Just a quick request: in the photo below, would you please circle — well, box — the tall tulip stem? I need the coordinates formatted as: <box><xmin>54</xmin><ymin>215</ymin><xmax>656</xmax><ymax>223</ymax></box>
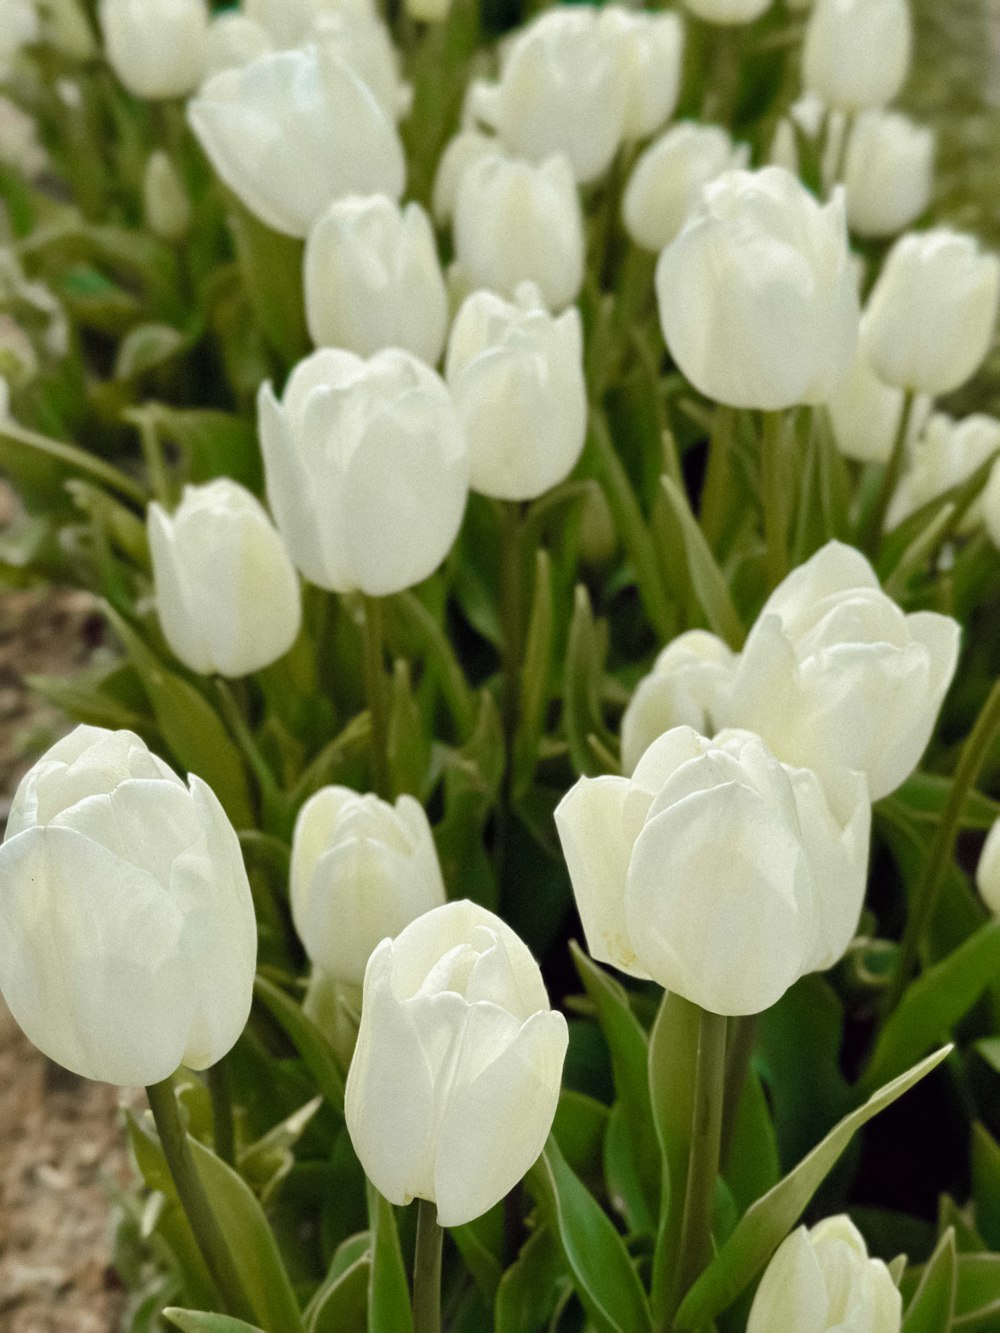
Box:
<box><xmin>146</xmin><ymin>1075</ymin><xmax>257</xmax><ymax>1325</ymax></box>
<box><xmin>761</xmin><ymin>410</ymin><xmax>790</xmax><ymax>589</ymax></box>
<box><xmin>362</xmin><ymin>594</ymin><xmax>392</xmax><ymax>799</ymax></box>
<box><xmin>413</xmin><ymin>1198</ymin><xmax>443</xmax><ymax>1333</ymax></box>
<box><xmin>207</xmin><ymin>1058</ymin><xmax>235</xmax><ymax>1167</ymax></box>
<box><xmin>859</xmin><ymin>389</ymin><xmax>915</xmax><ymax>556</ymax></box>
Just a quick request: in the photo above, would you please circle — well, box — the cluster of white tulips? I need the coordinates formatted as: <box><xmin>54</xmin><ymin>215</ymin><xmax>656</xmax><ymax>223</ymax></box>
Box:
<box><xmin>1</xmin><ymin>0</ymin><xmax>999</xmax><ymax>1330</ymax></box>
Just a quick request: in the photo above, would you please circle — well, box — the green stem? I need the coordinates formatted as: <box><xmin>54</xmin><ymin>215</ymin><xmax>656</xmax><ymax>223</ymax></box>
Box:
<box><xmin>720</xmin><ymin>1013</ymin><xmax>758</xmax><ymax>1167</ymax></box>
<box><xmin>883</xmin><ymin>674</ymin><xmax>1000</xmax><ymax>1015</ymax></box>
<box><xmin>499</xmin><ymin>500</ymin><xmax>525</xmax><ymax>751</ymax></box>
<box><xmin>207</xmin><ymin>1059</ymin><xmax>235</xmax><ymax>1168</ymax></box>
<box><xmin>701</xmin><ymin>406</ymin><xmax>736</xmax><ymax>550</ymax></box>
<box><xmin>761</xmin><ymin>410</ymin><xmax>789</xmax><ymax>589</ymax></box>
<box><xmin>214</xmin><ymin>679</ymin><xmax>287</xmax><ymax>835</ymax></box>
<box><xmin>145</xmin><ymin>1076</ymin><xmax>257</xmax><ymax>1324</ymax></box>
<box><xmin>858</xmin><ymin>390</ymin><xmax>915</xmax><ymax>557</ymax></box>
<box><xmin>412</xmin><ymin>1198</ymin><xmax>443</xmax><ymax>1333</ymax></box>
<box><xmin>362</xmin><ymin>595</ymin><xmax>391</xmax><ymax>799</ymax></box>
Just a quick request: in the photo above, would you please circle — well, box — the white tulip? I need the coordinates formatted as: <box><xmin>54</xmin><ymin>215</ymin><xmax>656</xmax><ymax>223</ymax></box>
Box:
<box><xmin>143</xmin><ymin>150</ymin><xmax>192</xmax><ymax>241</ymax></box>
<box><xmin>0</xmin><ymin>726</ymin><xmax>257</xmax><ymax>1086</ymax></box>
<box><xmin>826</xmin><ymin>342</ymin><xmax>930</xmax><ymax>465</ymax></box>
<box><xmin>887</xmin><ymin>413</ymin><xmax>1000</xmax><ymax>532</ymax></box>
<box><xmin>431</xmin><ymin>128</ymin><xmax>497</xmax><ymax>225</ymax></box>
<box><xmin>842</xmin><ymin>111</ymin><xmax>934</xmax><ymax>238</ymax></box>
<box><xmin>453</xmin><ymin>151</ymin><xmax>585</xmax><ymax>312</ymax></box>
<box><xmin>258</xmin><ymin>347</ymin><xmax>469</xmax><ymax>596</ymax></box>
<box><xmin>556</xmin><ymin>726</ymin><xmax>871</xmax><ymax>1016</ymax></box>
<box><xmin>345</xmin><ymin>900</ymin><xmax>568</xmax><ymax>1225</ymax></box>
<box><xmin>861</xmin><ymin>229</ymin><xmax>1000</xmax><ymax>397</ymax></box>
<box><xmin>683</xmin><ymin>0</ymin><xmax>774</xmax><ymax>23</ymax></box>
<box><xmin>727</xmin><ymin>541</ymin><xmax>961</xmax><ymax>800</ymax></box>
<box><xmin>148</xmin><ymin>478</ymin><xmax>302</xmax><ymax>678</ymax></box>
<box><xmin>100</xmin><ymin>0</ymin><xmax>208</xmax><ymax>100</ymax></box>
<box><xmin>608</xmin><ymin>9</ymin><xmax>685</xmax><ymax>142</ymax></box>
<box><xmin>188</xmin><ymin>45</ymin><xmax>405</xmax><ymax>238</ymax></box>
<box><xmin>445</xmin><ymin>282</ymin><xmax>586</xmax><ymax>500</ymax></box>
<box><xmin>748</xmin><ymin>1217</ymin><xmax>902</xmax><ymax>1333</ymax></box>
<box><xmin>245</xmin><ymin>0</ymin><xmax>376</xmax><ymax>47</ymax></box>
<box><xmin>312</xmin><ymin>11</ymin><xmax>409</xmax><ymax>123</ymax></box>
<box><xmin>202</xmin><ymin>13</ymin><xmax>272</xmax><ymax>79</ymax></box>
<box><xmin>656</xmin><ymin>166</ymin><xmax>859</xmax><ymax>409</ymax></box>
<box><xmin>803</xmin><ymin>0</ymin><xmax>912</xmax><ymax>111</ymax></box>
<box><xmin>304</xmin><ymin>195</ymin><xmax>448</xmax><ymax>364</ymax></box>
<box><xmin>623</xmin><ymin>122</ymin><xmax>750</xmax><ymax>253</ymax></box>
<box><xmin>976</xmin><ymin>819</ymin><xmax>1000</xmax><ymax>916</ymax></box>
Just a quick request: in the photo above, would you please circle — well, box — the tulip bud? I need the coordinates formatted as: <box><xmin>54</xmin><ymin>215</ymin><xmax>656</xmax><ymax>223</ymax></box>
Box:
<box><xmin>0</xmin><ymin>725</ymin><xmax>257</xmax><ymax>1085</ymax></box>
<box><xmin>345</xmin><ymin>900</ymin><xmax>568</xmax><ymax>1225</ymax></box>
<box><xmin>682</xmin><ymin>0</ymin><xmax>774</xmax><ymax>22</ymax></box>
<box><xmin>99</xmin><ymin>0</ymin><xmax>208</xmax><ymax>101</ymax></box>
<box><xmin>861</xmin><ymin>229</ymin><xmax>1000</xmax><ymax>397</ymax></box>
<box><xmin>803</xmin><ymin>0</ymin><xmax>912</xmax><ymax>111</ymax></box>
<box><xmin>886</xmin><ymin>413</ymin><xmax>1000</xmax><ymax>533</ymax></box>
<box><xmin>556</xmin><ymin>726</ymin><xmax>871</xmax><ymax>1015</ymax></box>
<box><xmin>606</xmin><ymin>9</ymin><xmax>685</xmax><ymax>142</ymax></box>
<box><xmin>623</xmin><ymin>122</ymin><xmax>750</xmax><ymax>254</ymax></box>
<box><xmin>304</xmin><ymin>195</ymin><xmax>448</xmax><ymax>365</ymax></box>
<box><xmin>431</xmin><ymin>128</ymin><xmax>497</xmax><ymax>225</ymax></box>
<box><xmin>656</xmin><ymin>167</ymin><xmax>859</xmax><ymax>410</ymax></box>
<box><xmin>727</xmin><ymin>541</ymin><xmax>961</xmax><ymax>800</ymax></box>
<box><xmin>188</xmin><ymin>46</ymin><xmax>406</xmax><ymax>238</ymax></box>
<box><xmin>143</xmin><ymin>150</ymin><xmax>192</xmax><ymax>241</ymax></box>
<box><xmin>748</xmin><ymin>1217</ymin><xmax>902</xmax><ymax>1332</ymax></box>
<box><xmin>203</xmin><ymin>13</ymin><xmax>273</xmax><ymax>78</ymax></box>
<box><xmin>291</xmin><ymin>786</ymin><xmax>446</xmax><ymax>986</ymax></box>
<box><xmin>620</xmin><ymin>631</ymin><xmax>736</xmax><ymax>775</ymax></box>
<box><xmin>258</xmin><ymin>347</ymin><xmax>469</xmax><ymax>596</ymax></box>
<box><xmin>826</xmin><ymin>342</ymin><xmax>930</xmax><ymax>465</ymax></box>
<box><xmin>976</xmin><ymin>819</ymin><xmax>1000</xmax><ymax>915</ymax></box>
<box><xmin>445</xmin><ymin>282</ymin><xmax>586</xmax><ymax>500</ymax></box>
<box><xmin>842</xmin><ymin>111</ymin><xmax>934</xmax><ymax>238</ymax></box>
<box><xmin>148</xmin><ymin>478</ymin><xmax>302</xmax><ymax>678</ymax></box>
<box><xmin>453</xmin><ymin>151</ymin><xmax>585</xmax><ymax>312</ymax></box>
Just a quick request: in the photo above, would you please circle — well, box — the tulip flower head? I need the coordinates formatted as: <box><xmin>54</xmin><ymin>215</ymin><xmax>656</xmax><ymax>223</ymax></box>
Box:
<box><xmin>803</xmin><ymin>0</ymin><xmax>912</xmax><ymax>112</ymax></box>
<box><xmin>100</xmin><ymin>0</ymin><xmax>208</xmax><ymax>100</ymax></box>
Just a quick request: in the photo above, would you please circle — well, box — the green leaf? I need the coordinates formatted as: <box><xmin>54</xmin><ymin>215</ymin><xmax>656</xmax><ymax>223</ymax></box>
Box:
<box><xmin>114</xmin><ymin>322</ymin><xmax>188</xmax><ymax>381</ymax></box>
<box><xmin>675</xmin><ymin>1047</ymin><xmax>951</xmax><ymax>1330</ymax></box>
<box><xmin>0</xmin><ymin>416</ymin><xmax>147</xmax><ymax>507</ymax></box>
<box><xmin>723</xmin><ymin>1067</ymin><xmax>781</xmax><ymax>1216</ymax></box>
<box><xmin>239</xmin><ymin>1097</ymin><xmax>323</xmax><ymax>1204</ymax></box>
<box><xmin>129</xmin><ymin>404</ymin><xmax>263</xmax><ymax>493</ymax></box>
<box><xmin>495</xmin><ymin>1227</ymin><xmax>567</xmax><ymax>1333</ymax></box>
<box><xmin>660</xmin><ymin>475</ymin><xmax>745</xmax><ymax>649</ymax></box>
<box><xmin>552</xmin><ymin>1089</ymin><xmax>609</xmax><ymax>1182</ymax></box>
<box><xmin>228</xmin><ymin>202</ymin><xmax>310</xmax><ymax>367</ymax></box>
<box><xmin>387</xmin><ymin>658</ymin><xmax>431</xmax><ymax>798</ymax></box>
<box><xmin>513</xmin><ymin>548</ymin><xmax>554</xmax><ymax>797</ymax></box>
<box><xmin>366</xmin><ymin>1185</ymin><xmax>413</xmax><ymax>1333</ymax></box>
<box><xmin>563</xmin><ymin>585</ymin><xmax>617</xmax><ymax>777</ymax></box>
<box><xmin>972</xmin><ymin>1124</ymin><xmax>1000</xmax><ymax>1251</ymax></box>
<box><xmin>890</xmin><ymin>774</ymin><xmax>1000</xmax><ymax>833</ymax></box>
<box><xmin>451</xmin><ymin>1207</ymin><xmax>505</xmax><ymax>1302</ymax></box>
<box><xmin>164</xmin><ymin>1313</ymin><xmax>265</xmax><ymax>1333</ymax></box>
<box><xmin>253</xmin><ymin>975</ymin><xmax>346</xmax><ymax>1114</ymax></box>
<box><xmin>903</xmin><ymin>1229</ymin><xmax>957</xmax><ymax>1333</ymax></box>
<box><xmin>526</xmin><ymin>1136</ymin><xmax>652</xmax><ymax>1333</ymax></box>
<box><xmin>308</xmin><ymin>1255</ymin><xmax>370</xmax><ymax>1333</ymax></box>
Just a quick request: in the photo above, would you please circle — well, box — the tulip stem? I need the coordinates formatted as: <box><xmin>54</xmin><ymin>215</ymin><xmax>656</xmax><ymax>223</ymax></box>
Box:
<box><xmin>761</xmin><ymin>410</ymin><xmax>790</xmax><ymax>589</ymax></box>
<box><xmin>362</xmin><ymin>595</ymin><xmax>392</xmax><ymax>800</ymax></box>
<box><xmin>858</xmin><ymin>390</ymin><xmax>915</xmax><ymax>556</ymax></box>
<box><xmin>146</xmin><ymin>1075</ymin><xmax>258</xmax><ymax>1325</ymax></box>
<box><xmin>882</xmin><ymin>673</ymin><xmax>1000</xmax><ymax>1016</ymax></box>
<box><xmin>412</xmin><ymin>1199</ymin><xmax>443</xmax><ymax>1333</ymax></box>
<box><xmin>207</xmin><ymin>1058</ymin><xmax>235</xmax><ymax>1168</ymax></box>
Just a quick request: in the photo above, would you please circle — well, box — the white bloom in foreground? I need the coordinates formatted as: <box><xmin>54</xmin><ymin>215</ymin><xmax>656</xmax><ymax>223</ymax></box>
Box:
<box><xmin>976</xmin><ymin>819</ymin><xmax>1000</xmax><ymax>915</ymax></box>
<box><xmin>453</xmin><ymin>152</ymin><xmax>584</xmax><ymax>311</ymax></box>
<box><xmin>100</xmin><ymin>0</ymin><xmax>208</xmax><ymax>100</ymax></box>
<box><xmin>842</xmin><ymin>112</ymin><xmax>934</xmax><ymax>239</ymax></box>
<box><xmin>292</xmin><ymin>787</ymin><xmax>446</xmax><ymax>986</ymax></box>
<box><xmin>621</xmin><ymin>631</ymin><xmax>736</xmax><ymax>775</ymax></box>
<box><xmin>148</xmin><ymin>478</ymin><xmax>301</xmax><ymax>678</ymax></box>
<box><xmin>803</xmin><ymin>0</ymin><xmax>912</xmax><ymax>111</ymax></box>
<box><xmin>258</xmin><ymin>347</ymin><xmax>469</xmax><ymax>596</ymax></box>
<box><xmin>748</xmin><ymin>1216</ymin><xmax>902</xmax><ymax>1333</ymax></box>
<box><xmin>656</xmin><ymin>167</ymin><xmax>859</xmax><ymax>410</ymax></box>
<box><xmin>728</xmin><ymin>542</ymin><xmax>961</xmax><ymax>801</ymax></box>
<box><xmin>431</xmin><ymin>128</ymin><xmax>497</xmax><ymax>225</ymax></box>
<box><xmin>304</xmin><ymin>195</ymin><xmax>447</xmax><ymax>364</ymax></box>
<box><xmin>682</xmin><ymin>0</ymin><xmax>773</xmax><ymax>23</ymax></box>
<box><xmin>826</xmin><ymin>342</ymin><xmax>930</xmax><ymax>466</ymax></box>
<box><xmin>445</xmin><ymin>282</ymin><xmax>586</xmax><ymax>500</ymax></box>
<box><xmin>623</xmin><ymin>122</ymin><xmax>749</xmax><ymax>254</ymax></box>
<box><xmin>861</xmin><ymin>229</ymin><xmax>1000</xmax><ymax>397</ymax></box>
<box><xmin>887</xmin><ymin>413</ymin><xmax>1000</xmax><ymax>532</ymax></box>
<box><xmin>0</xmin><ymin>726</ymin><xmax>256</xmax><ymax>1085</ymax></box>
<box><xmin>203</xmin><ymin>13</ymin><xmax>272</xmax><ymax>78</ymax></box>
<box><xmin>188</xmin><ymin>46</ymin><xmax>405</xmax><ymax>238</ymax></box>
<box><xmin>556</xmin><ymin>726</ymin><xmax>870</xmax><ymax>1016</ymax></box>
<box><xmin>345</xmin><ymin>900</ymin><xmax>568</xmax><ymax>1225</ymax></box>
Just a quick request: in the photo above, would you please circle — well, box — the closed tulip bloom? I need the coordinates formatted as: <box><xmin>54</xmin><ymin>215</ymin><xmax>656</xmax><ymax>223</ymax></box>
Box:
<box><xmin>620</xmin><ymin>631</ymin><xmax>736</xmax><ymax>775</ymax></box>
<box><xmin>143</xmin><ymin>150</ymin><xmax>192</xmax><ymax>241</ymax></box>
<box><xmin>748</xmin><ymin>1217</ymin><xmax>902</xmax><ymax>1333</ymax></box>
<box><xmin>727</xmin><ymin>542</ymin><xmax>961</xmax><ymax>800</ymax></box>
<box><xmin>886</xmin><ymin>413</ymin><xmax>1000</xmax><ymax>532</ymax></box>
<box><xmin>203</xmin><ymin>13</ymin><xmax>272</xmax><ymax>79</ymax></box>
<box><xmin>607</xmin><ymin>9</ymin><xmax>685</xmax><ymax>142</ymax></box>
<box><xmin>431</xmin><ymin>127</ymin><xmax>497</xmax><ymax>225</ymax></box>
<box><xmin>345</xmin><ymin>900</ymin><xmax>568</xmax><ymax>1225</ymax></box>
<box><xmin>445</xmin><ymin>282</ymin><xmax>586</xmax><ymax>500</ymax></box>
<box><xmin>803</xmin><ymin>0</ymin><xmax>912</xmax><ymax>111</ymax></box>
<box><xmin>188</xmin><ymin>45</ymin><xmax>405</xmax><ymax>238</ymax></box>
<box><xmin>861</xmin><ymin>229</ymin><xmax>1000</xmax><ymax>396</ymax></box>
<box><xmin>148</xmin><ymin>478</ymin><xmax>302</xmax><ymax>678</ymax></box>
<box><xmin>304</xmin><ymin>195</ymin><xmax>448</xmax><ymax>364</ymax></box>
<box><xmin>683</xmin><ymin>0</ymin><xmax>773</xmax><ymax>23</ymax></box>
<box><xmin>843</xmin><ymin>112</ymin><xmax>934</xmax><ymax>238</ymax></box>
<box><xmin>100</xmin><ymin>0</ymin><xmax>208</xmax><ymax>100</ymax></box>
<box><xmin>826</xmin><ymin>342</ymin><xmax>930</xmax><ymax>465</ymax></box>
<box><xmin>291</xmin><ymin>787</ymin><xmax>446</xmax><ymax>986</ymax></box>
<box><xmin>258</xmin><ymin>347</ymin><xmax>469</xmax><ymax>595</ymax></box>
<box><xmin>556</xmin><ymin>726</ymin><xmax>871</xmax><ymax>1016</ymax></box>
<box><xmin>976</xmin><ymin>819</ymin><xmax>1000</xmax><ymax>915</ymax></box>
<box><xmin>0</xmin><ymin>726</ymin><xmax>257</xmax><ymax>1086</ymax></box>
<box><xmin>656</xmin><ymin>167</ymin><xmax>859</xmax><ymax>409</ymax></box>
<box><xmin>453</xmin><ymin>151</ymin><xmax>585</xmax><ymax>312</ymax></box>
<box><xmin>623</xmin><ymin>122</ymin><xmax>750</xmax><ymax>253</ymax></box>
<box><xmin>312</xmin><ymin>12</ymin><xmax>409</xmax><ymax>123</ymax></box>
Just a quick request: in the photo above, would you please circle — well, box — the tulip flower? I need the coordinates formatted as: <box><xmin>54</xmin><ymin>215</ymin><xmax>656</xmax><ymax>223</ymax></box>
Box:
<box><xmin>202</xmin><ymin>13</ymin><xmax>272</xmax><ymax>79</ymax></box>
<box><xmin>976</xmin><ymin>819</ymin><xmax>1000</xmax><ymax>915</ymax></box>
<box><xmin>431</xmin><ymin>127</ymin><xmax>497</xmax><ymax>225</ymax></box>
<box><xmin>656</xmin><ymin>167</ymin><xmax>859</xmax><ymax>410</ymax></box>
<box><xmin>747</xmin><ymin>1216</ymin><xmax>902</xmax><ymax>1332</ymax></box>
<box><xmin>842</xmin><ymin>112</ymin><xmax>934</xmax><ymax>239</ymax></box>
<box><xmin>613</xmin><ymin>10</ymin><xmax>684</xmax><ymax>141</ymax></box>
<box><xmin>445</xmin><ymin>282</ymin><xmax>587</xmax><ymax>501</ymax></box>
<box><xmin>244</xmin><ymin>0</ymin><xmax>373</xmax><ymax>47</ymax></box>
<box><xmin>683</xmin><ymin>0</ymin><xmax>773</xmax><ymax>23</ymax></box>
<box><xmin>345</xmin><ymin>900</ymin><xmax>568</xmax><ymax>1226</ymax></box>
<box><xmin>304</xmin><ymin>194</ymin><xmax>448</xmax><ymax>365</ymax></box>
<box><xmin>143</xmin><ymin>151</ymin><xmax>192</xmax><ymax>241</ymax></box>
<box><xmin>258</xmin><ymin>347</ymin><xmax>469</xmax><ymax>596</ymax></box>
<box><xmin>886</xmin><ymin>413</ymin><xmax>1000</xmax><ymax>532</ymax></box>
<box><xmin>291</xmin><ymin>786</ymin><xmax>446</xmax><ymax>987</ymax></box>
<box><xmin>803</xmin><ymin>0</ymin><xmax>912</xmax><ymax>111</ymax></box>
<box><xmin>727</xmin><ymin>541</ymin><xmax>961</xmax><ymax>800</ymax></box>
<box><xmin>188</xmin><ymin>45</ymin><xmax>405</xmax><ymax>238</ymax></box>
<box><xmin>861</xmin><ymin>229</ymin><xmax>1000</xmax><ymax>397</ymax></box>
<box><xmin>311</xmin><ymin>11</ymin><xmax>410</xmax><ymax>124</ymax></box>
<box><xmin>99</xmin><ymin>0</ymin><xmax>208</xmax><ymax>100</ymax></box>
<box><xmin>556</xmin><ymin>726</ymin><xmax>871</xmax><ymax>1016</ymax></box>
<box><xmin>0</xmin><ymin>725</ymin><xmax>257</xmax><ymax>1086</ymax></box>
<box><xmin>148</xmin><ymin>478</ymin><xmax>302</xmax><ymax>678</ymax></box>
<box><xmin>826</xmin><ymin>342</ymin><xmax>930</xmax><ymax>465</ymax></box>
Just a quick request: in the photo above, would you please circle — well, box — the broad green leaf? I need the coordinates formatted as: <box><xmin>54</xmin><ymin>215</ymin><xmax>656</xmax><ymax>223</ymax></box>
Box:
<box><xmin>723</xmin><ymin>1067</ymin><xmax>781</xmax><ymax>1215</ymax></box>
<box><xmin>903</xmin><ymin>1229</ymin><xmax>957</xmax><ymax>1333</ymax></box>
<box><xmin>451</xmin><ymin>1207</ymin><xmax>505</xmax><ymax>1302</ymax></box>
<box><xmin>564</xmin><ymin>586</ymin><xmax>618</xmax><ymax>778</ymax></box>
<box><xmin>552</xmin><ymin>1089</ymin><xmax>609</xmax><ymax>1183</ymax></box>
<box><xmin>308</xmin><ymin>1255</ymin><xmax>369</xmax><ymax>1333</ymax></box>
<box><xmin>495</xmin><ymin>1227</ymin><xmax>567</xmax><ymax>1333</ymax></box>
<box><xmin>164</xmin><ymin>1313</ymin><xmax>265</xmax><ymax>1333</ymax></box>
<box><xmin>660</xmin><ymin>475</ymin><xmax>745</xmax><ymax>649</ymax></box>
<box><xmin>228</xmin><ymin>202</ymin><xmax>310</xmax><ymax>367</ymax></box>
<box><xmin>675</xmin><ymin>1047</ymin><xmax>951</xmax><ymax>1330</ymax></box>
<box><xmin>239</xmin><ymin>1097</ymin><xmax>323</xmax><ymax>1204</ymax></box>
<box><xmin>253</xmin><ymin>975</ymin><xmax>346</xmax><ymax>1113</ymax></box>
<box><xmin>114</xmin><ymin>322</ymin><xmax>187</xmax><ymax>381</ymax></box>
<box><xmin>603</xmin><ymin>1102</ymin><xmax>655</xmax><ymax>1235</ymax></box>
<box><xmin>367</xmin><ymin>1185</ymin><xmax>413</xmax><ymax>1333</ymax></box>
<box><xmin>391</xmin><ymin>590</ymin><xmax>475</xmax><ymax>737</ymax></box>
<box><xmin>972</xmin><ymin>1124</ymin><xmax>1000</xmax><ymax>1251</ymax></box>
<box><xmin>891</xmin><ymin>774</ymin><xmax>1000</xmax><ymax>832</ymax></box>
<box><xmin>0</xmin><ymin>416</ymin><xmax>147</xmax><ymax>507</ymax></box>
<box><xmin>955</xmin><ymin>1254</ymin><xmax>1000</xmax><ymax>1317</ymax></box>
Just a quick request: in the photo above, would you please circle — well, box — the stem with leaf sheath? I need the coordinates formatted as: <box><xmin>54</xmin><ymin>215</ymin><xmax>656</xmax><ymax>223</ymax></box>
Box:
<box><xmin>412</xmin><ymin>1198</ymin><xmax>443</xmax><ymax>1333</ymax></box>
